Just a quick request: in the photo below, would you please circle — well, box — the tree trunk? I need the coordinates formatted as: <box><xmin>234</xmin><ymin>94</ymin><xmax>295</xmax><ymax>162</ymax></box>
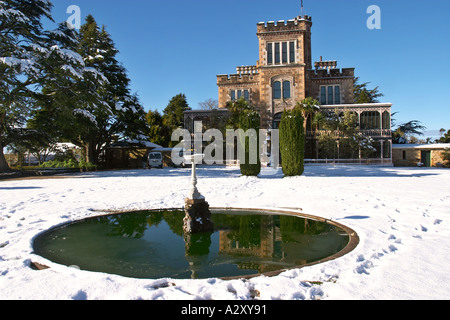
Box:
<box><xmin>85</xmin><ymin>141</ymin><xmax>97</xmax><ymax>164</ymax></box>
<box><xmin>0</xmin><ymin>140</ymin><xmax>11</xmax><ymax>172</ymax></box>
<box><xmin>0</xmin><ymin>110</ymin><xmax>11</xmax><ymax>172</ymax></box>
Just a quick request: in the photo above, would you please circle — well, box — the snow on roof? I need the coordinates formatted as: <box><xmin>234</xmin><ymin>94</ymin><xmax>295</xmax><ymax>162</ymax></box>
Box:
<box><xmin>392</xmin><ymin>143</ymin><xmax>450</xmax><ymax>149</ymax></box>
<box><xmin>126</xmin><ymin>139</ymin><xmax>162</xmax><ymax>149</ymax></box>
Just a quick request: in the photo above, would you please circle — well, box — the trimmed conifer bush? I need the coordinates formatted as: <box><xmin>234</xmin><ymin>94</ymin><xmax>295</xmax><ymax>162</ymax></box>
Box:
<box><xmin>238</xmin><ymin>109</ymin><xmax>261</xmax><ymax>176</ymax></box>
<box><xmin>280</xmin><ymin>108</ymin><xmax>305</xmax><ymax>176</ymax></box>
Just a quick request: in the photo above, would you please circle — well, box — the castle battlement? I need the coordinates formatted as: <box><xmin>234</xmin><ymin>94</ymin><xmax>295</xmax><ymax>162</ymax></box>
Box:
<box><xmin>309</xmin><ymin>67</ymin><xmax>355</xmax><ymax>79</ymax></box>
<box><xmin>217</xmin><ymin>72</ymin><xmax>259</xmax><ymax>85</ymax></box>
<box><xmin>257</xmin><ymin>15</ymin><xmax>312</xmax><ymax>34</ymax></box>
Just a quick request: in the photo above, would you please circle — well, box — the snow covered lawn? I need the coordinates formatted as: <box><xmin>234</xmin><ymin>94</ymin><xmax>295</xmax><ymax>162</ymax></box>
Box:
<box><xmin>0</xmin><ymin>166</ymin><xmax>449</xmax><ymax>300</ymax></box>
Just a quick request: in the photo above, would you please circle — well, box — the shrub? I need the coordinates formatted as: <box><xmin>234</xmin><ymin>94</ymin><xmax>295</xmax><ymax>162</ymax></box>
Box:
<box><xmin>40</xmin><ymin>159</ymin><xmax>97</xmax><ymax>171</ymax></box>
<box><xmin>280</xmin><ymin>108</ymin><xmax>305</xmax><ymax>176</ymax></box>
<box><xmin>238</xmin><ymin>109</ymin><xmax>261</xmax><ymax>176</ymax></box>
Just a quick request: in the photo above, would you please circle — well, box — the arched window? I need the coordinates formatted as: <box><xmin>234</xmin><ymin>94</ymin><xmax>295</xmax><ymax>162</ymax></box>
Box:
<box><xmin>273</xmin><ymin>81</ymin><xmax>281</xmax><ymax>99</ymax></box>
<box><xmin>283</xmin><ymin>81</ymin><xmax>291</xmax><ymax>99</ymax></box>
<box><xmin>273</xmin><ymin>112</ymin><xmax>283</xmax><ymax>129</ymax></box>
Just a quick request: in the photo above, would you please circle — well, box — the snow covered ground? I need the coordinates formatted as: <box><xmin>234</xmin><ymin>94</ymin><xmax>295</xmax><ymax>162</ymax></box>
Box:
<box><xmin>0</xmin><ymin>165</ymin><xmax>449</xmax><ymax>300</ymax></box>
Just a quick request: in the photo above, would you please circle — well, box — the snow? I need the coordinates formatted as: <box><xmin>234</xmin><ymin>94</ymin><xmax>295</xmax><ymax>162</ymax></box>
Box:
<box><xmin>84</xmin><ymin>67</ymin><xmax>109</xmax><ymax>84</ymax></box>
<box><xmin>0</xmin><ymin>165</ymin><xmax>449</xmax><ymax>300</ymax></box>
<box><xmin>61</xmin><ymin>65</ymin><xmax>83</xmax><ymax>79</ymax></box>
<box><xmin>73</xmin><ymin>109</ymin><xmax>97</xmax><ymax>125</ymax></box>
<box><xmin>0</xmin><ymin>57</ymin><xmax>39</xmax><ymax>75</ymax></box>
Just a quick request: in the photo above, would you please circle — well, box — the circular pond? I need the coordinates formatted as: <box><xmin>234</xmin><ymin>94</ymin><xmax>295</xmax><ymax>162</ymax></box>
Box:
<box><xmin>33</xmin><ymin>209</ymin><xmax>358</xmax><ymax>280</ymax></box>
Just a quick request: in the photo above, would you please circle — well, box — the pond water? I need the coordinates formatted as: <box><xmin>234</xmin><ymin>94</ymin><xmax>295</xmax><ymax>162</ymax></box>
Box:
<box><xmin>33</xmin><ymin>209</ymin><xmax>351</xmax><ymax>279</ymax></box>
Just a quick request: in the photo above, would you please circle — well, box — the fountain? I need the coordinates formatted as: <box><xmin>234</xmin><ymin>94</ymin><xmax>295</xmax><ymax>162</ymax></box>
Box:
<box><xmin>182</xmin><ymin>154</ymin><xmax>214</xmax><ymax>234</ymax></box>
<box><xmin>32</xmin><ymin>160</ymin><xmax>360</xmax><ymax>280</ymax></box>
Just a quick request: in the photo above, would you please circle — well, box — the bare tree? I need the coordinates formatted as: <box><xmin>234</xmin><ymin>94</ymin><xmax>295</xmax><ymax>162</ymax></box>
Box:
<box><xmin>199</xmin><ymin>98</ymin><xmax>218</xmax><ymax>110</ymax></box>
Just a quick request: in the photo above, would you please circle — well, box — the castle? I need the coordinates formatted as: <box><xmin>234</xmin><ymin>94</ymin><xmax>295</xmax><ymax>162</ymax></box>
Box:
<box><xmin>185</xmin><ymin>13</ymin><xmax>393</xmax><ymax>163</ymax></box>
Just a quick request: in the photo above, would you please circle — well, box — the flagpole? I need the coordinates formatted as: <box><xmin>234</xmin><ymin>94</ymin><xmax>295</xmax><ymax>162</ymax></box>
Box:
<box><xmin>301</xmin><ymin>0</ymin><xmax>304</xmax><ymax>17</ymax></box>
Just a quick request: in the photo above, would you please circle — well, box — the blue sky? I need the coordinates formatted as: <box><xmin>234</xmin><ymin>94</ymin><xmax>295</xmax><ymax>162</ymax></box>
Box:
<box><xmin>45</xmin><ymin>0</ymin><xmax>450</xmax><ymax>139</ymax></box>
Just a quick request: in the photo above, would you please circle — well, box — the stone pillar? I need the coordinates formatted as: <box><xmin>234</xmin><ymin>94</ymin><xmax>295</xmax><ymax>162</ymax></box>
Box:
<box><xmin>182</xmin><ymin>154</ymin><xmax>214</xmax><ymax>234</ymax></box>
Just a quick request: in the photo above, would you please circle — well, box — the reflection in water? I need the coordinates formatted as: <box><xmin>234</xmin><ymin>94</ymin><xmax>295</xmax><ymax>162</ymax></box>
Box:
<box><xmin>34</xmin><ymin>210</ymin><xmax>350</xmax><ymax>279</ymax></box>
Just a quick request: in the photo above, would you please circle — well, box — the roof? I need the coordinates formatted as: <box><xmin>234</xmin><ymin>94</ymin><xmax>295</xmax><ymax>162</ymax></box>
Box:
<box><xmin>109</xmin><ymin>140</ymin><xmax>162</xmax><ymax>149</ymax></box>
<box><xmin>392</xmin><ymin>144</ymin><xmax>450</xmax><ymax>150</ymax></box>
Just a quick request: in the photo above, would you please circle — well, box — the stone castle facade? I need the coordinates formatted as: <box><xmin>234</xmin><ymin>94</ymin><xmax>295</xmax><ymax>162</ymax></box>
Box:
<box><xmin>184</xmin><ymin>14</ymin><xmax>393</xmax><ymax>163</ymax></box>
<box><xmin>217</xmin><ymin>15</ymin><xmax>357</xmax><ymax>128</ymax></box>
<box><xmin>213</xmin><ymin>14</ymin><xmax>393</xmax><ymax>163</ymax></box>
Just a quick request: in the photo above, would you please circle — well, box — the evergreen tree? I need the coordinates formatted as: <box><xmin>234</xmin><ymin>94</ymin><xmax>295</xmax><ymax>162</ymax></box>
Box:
<box><xmin>437</xmin><ymin>129</ymin><xmax>450</xmax><ymax>143</ymax></box>
<box><xmin>0</xmin><ymin>0</ymin><xmax>92</xmax><ymax>172</ymax></box>
<box><xmin>162</xmin><ymin>93</ymin><xmax>191</xmax><ymax>147</ymax></box>
<box><xmin>280</xmin><ymin>108</ymin><xmax>305</xmax><ymax>176</ymax></box>
<box><xmin>238</xmin><ymin>109</ymin><xmax>261</xmax><ymax>176</ymax></box>
<box><xmin>353</xmin><ymin>77</ymin><xmax>384</xmax><ymax>103</ymax></box>
<box><xmin>74</xmin><ymin>15</ymin><xmax>148</xmax><ymax>163</ymax></box>
<box><xmin>392</xmin><ymin>120</ymin><xmax>426</xmax><ymax>144</ymax></box>
<box><xmin>31</xmin><ymin>15</ymin><xmax>148</xmax><ymax>164</ymax></box>
<box><xmin>146</xmin><ymin>109</ymin><xmax>170</xmax><ymax>147</ymax></box>
<box><xmin>0</xmin><ymin>0</ymin><xmax>53</xmax><ymax>171</ymax></box>
<box><xmin>163</xmin><ymin>94</ymin><xmax>191</xmax><ymax>128</ymax></box>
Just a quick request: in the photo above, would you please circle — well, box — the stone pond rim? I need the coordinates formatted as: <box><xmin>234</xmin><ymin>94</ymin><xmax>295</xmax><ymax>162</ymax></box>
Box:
<box><xmin>31</xmin><ymin>207</ymin><xmax>360</xmax><ymax>281</ymax></box>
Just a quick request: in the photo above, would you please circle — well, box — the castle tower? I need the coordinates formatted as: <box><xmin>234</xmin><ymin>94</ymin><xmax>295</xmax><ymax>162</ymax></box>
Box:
<box><xmin>256</xmin><ymin>15</ymin><xmax>313</xmax><ymax>127</ymax></box>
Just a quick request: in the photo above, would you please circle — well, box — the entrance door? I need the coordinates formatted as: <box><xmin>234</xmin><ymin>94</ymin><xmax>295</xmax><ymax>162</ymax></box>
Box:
<box><xmin>421</xmin><ymin>150</ymin><xmax>431</xmax><ymax>167</ymax></box>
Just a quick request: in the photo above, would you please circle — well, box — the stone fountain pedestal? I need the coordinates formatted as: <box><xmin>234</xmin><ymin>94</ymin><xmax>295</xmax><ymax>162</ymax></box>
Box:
<box><xmin>182</xmin><ymin>154</ymin><xmax>214</xmax><ymax>234</ymax></box>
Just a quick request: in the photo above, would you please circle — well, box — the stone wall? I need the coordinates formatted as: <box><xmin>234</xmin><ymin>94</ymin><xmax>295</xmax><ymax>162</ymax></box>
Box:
<box><xmin>393</xmin><ymin>147</ymin><xmax>449</xmax><ymax>167</ymax></box>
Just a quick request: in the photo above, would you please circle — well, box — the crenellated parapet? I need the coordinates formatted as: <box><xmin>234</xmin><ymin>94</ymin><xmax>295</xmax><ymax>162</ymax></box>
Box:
<box><xmin>217</xmin><ymin>71</ymin><xmax>259</xmax><ymax>86</ymax></box>
<box><xmin>309</xmin><ymin>67</ymin><xmax>355</xmax><ymax>79</ymax></box>
<box><xmin>257</xmin><ymin>15</ymin><xmax>312</xmax><ymax>34</ymax></box>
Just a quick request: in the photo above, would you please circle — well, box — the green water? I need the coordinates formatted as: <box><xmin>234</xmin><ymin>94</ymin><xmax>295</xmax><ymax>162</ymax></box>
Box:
<box><xmin>33</xmin><ymin>209</ymin><xmax>349</xmax><ymax>279</ymax></box>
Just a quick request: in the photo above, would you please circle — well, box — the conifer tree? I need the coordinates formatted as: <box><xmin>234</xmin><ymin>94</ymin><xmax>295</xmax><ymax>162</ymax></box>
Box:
<box><xmin>280</xmin><ymin>108</ymin><xmax>305</xmax><ymax>176</ymax></box>
<box><xmin>0</xmin><ymin>0</ymin><xmax>88</xmax><ymax>171</ymax></box>
<box><xmin>32</xmin><ymin>15</ymin><xmax>148</xmax><ymax>164</ymax></box>
<box><xmin>162</xmin><ymin>94</ymin><xmax>191</xmax><ymax>147</ymax></box>
<box><xmin>238</xmin><ymin>108</ymin><xmax>261</xmax><ymax>177</ymax></box>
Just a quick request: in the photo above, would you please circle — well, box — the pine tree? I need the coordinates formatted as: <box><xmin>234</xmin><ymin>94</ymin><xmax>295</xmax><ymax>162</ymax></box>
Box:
<box><xmin>280</xmin><ymin>108</ymin><xmax>305</xmax><ymax>176</ymax></box>
<box><xmin>162</xmin><ymin>94</ymin><xmax>191</xmax><ymax>147</ymax></box>
<box><xmin>32</xmin><ymin>15</ymin><xmax>148</xmax><ymax>165</ymax></box>
<box><xmin>353</xmin><ymin>77</ymin><xmax>384</xmax><ymax>103</ymax></box>
<box><xmin>0</xmin><ymin>0</ymin><xmax>54</xmax><ymax>171</ymax></box>
<box><xmin>146</xmin><ymin>109</ymin><xmax>170</xmax><ymax>147</ymax></box>
<box><xmin>0</xmin><ymin>0</ymin><xmax>87</xmax><ymax>172</ymax></box>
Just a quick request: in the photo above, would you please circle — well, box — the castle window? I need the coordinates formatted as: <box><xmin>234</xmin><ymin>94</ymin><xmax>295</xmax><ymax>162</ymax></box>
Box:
<box><xmin>273</xmin><ymin>81</ymin><xmax>282</xmax><ymax>99</ymax></box>
<box><xmin>335</xmin><ymin>86</ymin><xmax>341</xmax><ymax>104</ymax></box>
<box><xmin>273</xmin><ymin>81</ymin><xmax>291</xmax><ymax>100</ymax></box>
<box><xmin>320</xmin><ymin>87</ymin><xmax>327</xmax><ymax>105</ymax></box>
<box><xmin>289</xmin><ymin>42</ymin><xmax>295</xmax><ymax>63</ymax></box>
<box><xmin>244</xmin><ymin>90</ymin><xmax>249</xmax><ymax>101</ymax></box>
<box><xmin>328</xmin><ymin>86</ymin><xmax>334</xmax><ymax>105</ymax></box>
<box><xmin>267</xmin><ymin>41</ymin><xmax>296</xmax><ymax>65</ymax></box>
<box><xmin>230</xmin><ymin>89</ymin><xmax>250</xmax><ymax>102</ymax></box>
<box><xmin>274</xmin><ymin>43</ymin><xmax>280</xmax><ymax>64</ymax></box>
<box><xmin>282</xmin><ymin>42</ymin><xmax>288</xmax><ymax>63</ymax></box>
<box><xmin>283</xmin><ymin>81</ymin><xmax>291</xmax><ymax>99</ymax></box>
<box><xmin>267</xmin><ymin>43</ymin><xmax>273</xmax><ymax>65</ymax></box>
<box><xmin>320</xmin><ymin>85</ymin><xmax>341</xmax><ymax>105</ymax></box>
